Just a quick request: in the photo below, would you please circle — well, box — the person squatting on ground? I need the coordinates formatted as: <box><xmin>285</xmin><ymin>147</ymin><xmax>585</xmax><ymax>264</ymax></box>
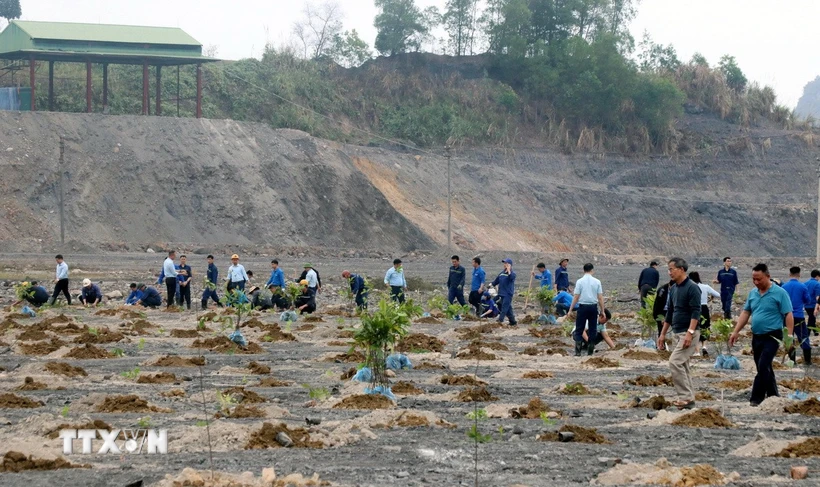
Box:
<box><xmin>447</xmin><ymin>255</ymin><xmax>466</xmax><ymax>307</ymax></box>
<box><xmin>492</xmin><ymin>258</ymin><xmax>517</xmax><ymax>326</ymax></box>
<box><xmin>177</xmin><ymin>255</ymin><xmax>192</xmax><ymax>310</ymax></box>
<box><xmin>468</xmin><ymin>257</ymin><xmax>486</xmax><ymax>316</ymax></box>
<box><xmin>554</xmin><ymin>258</ymin><xmax>569</xmax><ymax>292</ymax></box>
<box><xmin>294</xmin><ymin>279</ymin><xmax>316</xmax><ymax>314</ymax></box>
<box><xmin>688</xmin><ymin>271</ymin><xmax>720</xmax><ymax>357</ymax></box>
<box><xmin>342</xmin><ymin>270</ymin><xmax>368</xmax><ymax>310</ymax></box>
<box><xmin>569</xmin><ymin>263</ymin><xmax>605</xmax><ymax>356</ymax></box>
<box><xmin>226</xmin><ymin>254</ymin><xmax>249</xmax><ymax>292</ymax></box>
<box><xmin>135</xmin><ymin>284</ymin><xmax>162</xmax><ymax>308</ymax></box>
<box><xmin>50</xmin><ymin>254</ymin><xmax>71</xmax><ymax>305</ymax></box>
<box><xmin>730</xmin><ymin>263</ymin><xmax>794</xmax><ymax>406</ymax></box>
<box><xmin>782</xmin><ymin>266</ymin><xmax>812</xmax><ymax>366</ymax></box>
<box><xmin>638</xmin><ymin>261</ymin><xmax>660</xmax><ymax>308</ymax></box>
<box><xmin>658</xmin><ymin>257</ymin><xmax>702</xmax><ymax>409</ymax></box>
<box><xmin>554</xmin><ymin>285</ymin><xmax>574</xmax><ymax>317</ymax></box>
<box><xmin>385</xmin><ymin>259</ymin><xmax>407</xmax><ymax>303</ymax></box>
<box><xmin>202</xmin><ymin>255</ymin><xmax>222</xmax><ymax>309</ymax></box>
<box><xmin>163</xmin><ymin>251</ymin><xmax>178</xmax><ymax>308</ymax></box>
<box><xmin>480</xmin><ymin>289</ymin><xmax>500</xmax><ymax>318</ymax></box>
<box><xmin>804</xmin><ymin>269</ymin><xmax>820</xmax><ymax>337</ymax></box>
<box><xmin>582</xmin><ymin>309</ymin><xmax>614</xmax><ymax>350</ymax></box>
<box><xmin>12</xmin><ymin>281</ymin><xmax>49</xmax><ymax>308</ymax></box>
<box><xmin>714</xmin><ymin>257</ymin><xmax>739</xmax><ymax>319</ymax></box>
<box><xmin>125</xmin><ymin>283</ymin><xmax>143</xmax><ymax>305</ymax></box>
<box><xmin>79</xmin><ymin>278</ymin><xmax>102</xmax><ymax>307</ymax></box>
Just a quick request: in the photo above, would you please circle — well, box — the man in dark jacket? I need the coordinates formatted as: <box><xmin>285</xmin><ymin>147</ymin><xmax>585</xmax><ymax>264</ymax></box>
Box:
<box><xmin>653</xmin><ymin>280</ymin><xmax>672</xmax><ymax>345</ymax></box>
<box><xmin>447</xmin><ymin>255</ymin><xmax>466</xmax><ymax>306</ymax></box>
<box><xmin>714</xmin><ymin>257</ymin><xmax>739</xmax><ymax>318</ymax></box>
<box><xmin>136</xmin><ymin>284</ymin><xmax>162</xmax><ymax>308</ymax></box>
<box><xmin>79</xmin><ymin>279</ymin><xmax>103</xmax><ymax>307</ymax></box>
<box><xmin>201</xmin><ymin>255</ymin><xmax>222</xmax><ymax>309</ymax></box>
<box><xmin>491</xmin><ymin>258</ymin><xmax>517</xmax><ymax>326</ymax></box>
<box><xmin>658</xmin><ymin>257</ymin><xmax>702</xmax><ymax>409</ymax></box>
<box><xmin>554</xmin><ymin>259</ymin><xmax>569</xmax><ymax>291</ymax></box>
<box><xmin>12</xmin><ymin>281</ymin><xmax>50</xmax><ymax>308</ymax></box>
<box><xmin>342</xmin><ymin>270</ymin><xmax>368</xmax><ymax>310</ymax></box>
<box><xmin>294</xmin><ymin>280</ymin><xmax>316</xmax><ymax>314</ymax></box>
<box><xmin>638</xmin><ymin>261</ymin><xmax>660</xmax><ymax>307</ymax></box>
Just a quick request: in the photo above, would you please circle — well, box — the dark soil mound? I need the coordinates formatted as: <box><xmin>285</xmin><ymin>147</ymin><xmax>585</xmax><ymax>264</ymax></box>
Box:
<box><xmin>510</xmin><ymin>397</ymin><xmax>552</xmax><ymax>419</ymax></box>
<box><xmin>772</xmin><ymin>437</ymin><xmax>820</xmax><ymax>458</ymax></box>
<box><xmin>440</xmin><ymin>375</ymin><xmax>486</xmax><ymax>386</ymax></box>
<box><xmin>296</xmin><ymin>324</ymin><xmax>316</xmax><ymax>331</ymax></box>
<box><xmin>245</xmin><ymin>422</ymin><xmax>323</xmax><ymax>449</ymax></box>
<box><xmin>223</xmin><ymin>386</ymin><xmax>266</xmax><ymax>404</ymax></box>
<box><xmin>415</xmin><ymin>362</ymin><xmax>446</xmax><ymax>370</ymax></box>
<box><xmin>257</xmin><ymin>377</ymin><xmax>291</xmax><ymax>387</ymax></box>
<box><xmin>303</xmin><ymin>315</ymin><xmax>324</xmax><ymax>323</ymax></box>
<box><xmin>0</xmin><ymin>318</ymin><xmax>19</xmax><ymax>333</ymax></box>
<box><xmin>634</xmin><ymin>396</ymin><xmax>672</xmax><ymax>410</ymax></box>
<box><xmin>0</xmin><ymin>393</ymin><xmax>43</xmax><ymax>408</ymax></box>
<box><xmin>52</xmin><ymin>322</ymin><xmax>87</xmax><ymax>334</ymax></box>
<box><xmin>695</xmin><ymin>392</ymin><xmax>715</xmax><ymax>401</ymax></box>
<box><xmin>327</xmin><ymin>340</ymin><xmax>351</xmax><ymax>346</ymax></box>
<box><xmin>37</xmin><ymin>314</ymin><xmax>72</xmax><ymax>327</ymax></box>
<box><xmin>94</xmin><ymin>309</ymin><xmax>119</xmax><ymax>316</ymax></box>
<box><xmin>0</xmin><ymin>451</ymin><xmax>89</xmax><ymax>472</ymax></box>
<box><xmin>333</xmin><ymin>394</ymin><xmax>394</xmax><ymax>410</ymax></box>
<box><xmin>456</xmin><ymin>344</ymin><xmax>497</xmax><ymax>361</ymax></box>
<box><xmin>396</xmin><ymin>333</ymin><xmax>445</xmax><ymax>353</ymax></box>
<box><xmin>169</xmin><ymin>329</ymin><xmax>200</xmax><ymax>338</ymax></box>
<box><xmin>395</xmin><ymin>413</ymin><xmax>430</xmax><ymax>427</ymax></box>
<box><xmin>16</xmin><ymin>377</ymin><xmax>48</xmax><ymax>390</ymax></box>
<box><xmin>528</xmin><ymin>327</ymin><xmax>564</xmax><ymax>339</ymax></box>
<box><xmin>392</xmin><ymin>381</ymin><xmax>423</xmax><ymax>395</ymax></box>
<box><xmin>336</xmin><ymin>330</ymin><xmax>354</xmax><ymax>339</ymax></box>
<box><xmin>137</xmin><ymin>372</ymin><xmax>177</xmax><ymax>384</ymax></box>
<box><xmin>217</xmin><ymin>404</ymin><xmax>267</xmax><ymax>419</ymax></box>
<box><xmin>780</xmin><ymin>377</ymin><xmax>820</xmax><ymax>392</ymax></box>
<box><xmin>46</xmin><ymin>420</ymin><xmax>112</xmax><ymax>439</ymax></box>
<box><xmin>128</xmin><ymin>319</ymin><xmax>156</xmax><ymax>335</ymax></box>
<box><xmin>520</xmin><ymin>346</ymin><xmax>542</xmax><ymax>356</ymax></box>
<box><xmin>20</xmin><ymin>338</ymin><xmax>66</xmax><ymax>355</ymax></box>
<box><xmin>472</xmin><ymin>340</ymin><xmax>508</xmax><ymax>351</ymax></box>
<box><xmin>538</xmin><ymin>339</ymin><xmax>567</xmax><ymax>347</ymax></box>
<box><xmin>456</xmin><ymin>386</ymin><xmax>498</xmax><ymax>402</ymax></box>
<box><xmin>118</xmin><ymin>309</ymin><xmax>144</xmax><ymax>320</ymax></box>
<box><xmin>17</xmin><ymin>328</ymin><xmax>50</xmax><ymax>341</ymax></box>
<box><xmin>340</xmin><ymin>367</ymin><xmax>356</xmax><ymax>380</ymax></box>
<box><xmin>560</xmin><ymin>383</ymin><xmax>590</xmax><ymax>395</ymax></box>
<box><xmin>456</xmin><ymin>322</ymin><xmax>502</xmax><ymax>340</ymax></box>
<box><xmin>45</xmin><ymin>362</ymin><xmax>87</xmax><ymax>377</ymax></box>
<box><xmin>248</xmin><ymin>361</ymin><xmax>271</xmax><ymax>374</ymax></box>
<box><xmin>625</xmin><ymin>375</ymin><xmax>672</xmax><ymax>387</ymax></box>
<box><xmin>583</xmin><ymin>357</ymin><xmax>620</xmax><ymax>368</ymax></box>
<box><xmin>672</xmin><ymin>408</ymin><xmax>734</xmax><ymax>428</ymax></box>
<box><xmin>522</xmin><ymin>371</ymin><xmax>554</xmax><ymax>379</ymax></box>
<box><xmin>95</xmin><ymin>394</ymin><xmax>169</xmax><ymax>413</ymax></box>
<box><xmin>64</xmin><ymin>344</ymin><xmax>113</xmax><ymax>359</ymax></box>
<box><xmin>623</xmin><ymin>350</ymin><xmax>663</xmax><ymax>361</ymax></box>
<box><xmin>73</xmin><ymin>329</ymin><xmax>124</xmax><ymax>344</ymax></box>
<box><xmin>152</xmin><ymin>356</ymin><xmax>205</xmax><ymax>367</ymax></box>
<box><xmin>190</xmin><ymin>336</ymin><xmax>265</xmax><ymax>354</ymax></box>
<box><xmin>539</xmin><ymin>425</ymin><xmax>611</xmax><ymax>444</ymax></box>
<box><xmin>414</xmin><ymin>316</ymin><xmax>444</xmax><ymax>324</ymax></box>
<box><xmin>325</xmin><ymin>350</ymin><xmax>366</xmax><ymax>363</ymax></box>
<box><xmin>717</xmin><ymin>379</ymin><xmax>751</xmax><ymax>391</ymax></box>
<box><xmin>784</xmin><ymin>398</ymin><xmax>820</xmax><ymax>417</ymax></box>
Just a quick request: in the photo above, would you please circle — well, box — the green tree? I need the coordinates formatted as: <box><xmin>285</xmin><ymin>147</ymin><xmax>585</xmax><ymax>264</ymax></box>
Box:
<box><xmin>328</xmin><ymin>29</ymin><xmax>372</xmax><ymax>67</ymax></box>
<box><xmin>488</xmin><ymin>0</ymin><xmax>532</xmax><ymax>57</ymax></box>
<box><xmin>443</xmin><ymin>0</ymin><xmax>479</xmax><ymax>56</ymax></box>
<box><xmin>292</xmin><ymin>0</ymin><xmax>344</xmax><ymax>59</ymax></box>
<box><xmin>374</xmin><ymin>0</ymin><xmax>427</xmax><ymax>56</ymax></box>
<box><xmin>0</xmin><ymin>0</ymin><xmax>21</xmax><ymax>23</ymax></box>
<box><xmin>529</xmin><ymin>0</ymin><xmax>575</xmax><ymax>46</ymax></box>
<box><xmin>690</xmin><ymin>52</ymin><xmax>709</xmax><ymax>67</ymax></box>
<box><xmin>719</xmin><ymin>54</ymin><xmax>747</xmax><ymax>92</ymax></box>
<box><xmin>637</xmin><ymin>31</ymin><xmax>680</xmax><ymax>74</ymax></box>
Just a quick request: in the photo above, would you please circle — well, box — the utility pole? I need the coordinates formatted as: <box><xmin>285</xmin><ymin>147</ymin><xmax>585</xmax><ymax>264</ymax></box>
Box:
<box><xmin>446</xmin><ymin>145</ymin><xmax>452</xmax><ymax>252</ymax></box>
<box><xmin>59</xmin><ymin>137</ymin><xmax>65</xmax><ymax>244</ymax></box>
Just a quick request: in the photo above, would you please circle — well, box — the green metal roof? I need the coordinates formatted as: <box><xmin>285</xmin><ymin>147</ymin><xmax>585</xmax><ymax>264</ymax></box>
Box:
<box><xmin>0</xmin><ymin>20</ymin><xmax>217</xmax><ymax>65</ymax></box>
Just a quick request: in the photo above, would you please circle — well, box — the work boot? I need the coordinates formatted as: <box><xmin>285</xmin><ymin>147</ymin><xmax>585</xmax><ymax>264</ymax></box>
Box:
<box><xmin>574</xmin><ymin>341</ymin><xmax>583</xmax><ymax>357</ymax></box>
<box><xmin>804</xmin><ymin>349</ymin><xmax>812</xmax><ymax>367</ymax></box>
<box><xmin>587</xmin><ymin>342</ymin><xmax>595</xmax><ymax>356</ymax></box>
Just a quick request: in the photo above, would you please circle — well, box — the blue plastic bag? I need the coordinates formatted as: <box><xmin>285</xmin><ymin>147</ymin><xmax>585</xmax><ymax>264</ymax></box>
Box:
<box><xmin>21</xmin><ymin>306</ymin><xmax>36</xmax><ymax>317</ymax></box>
<box><xmin>386</xmin><ymin>353</ymin><xmax>412</xmax><ymax>370</ymax></box>
<box><xmin>787</xmin><ymin>390</ymin><xmax>809</xmax><ymax>400</ymax></box>
<box><xmin>352</xmin><ymin>366</ymin><xmax>373</xmax><ymax>383</ymax></box>
<box><xmin>537</xmin><ymin>314</ymin><xmax>558</xmax><ymax>325</ymax></box>
<box><xmin>228</xmin><ymin>329</ymin><xmax>247</xmax><ymax>347</ymax></box>
<box><xmin>279</xmin><ymin>311</ymin><xmax>298</xmax><ymax>323</ymax></box>
<box><xmin>364</xmin><ymin>385</ymin><xmax>396</xmax><ymax>401</ymax></box>
<box><xmin>714</xmin><ymin>354</ymin><xmax>740</xmax><ymax>370</ymax></box>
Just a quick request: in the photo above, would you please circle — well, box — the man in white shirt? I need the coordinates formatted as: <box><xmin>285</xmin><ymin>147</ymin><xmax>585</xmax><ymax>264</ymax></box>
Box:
<box><xmin>50</xmin><ymin>254</ymin><xmax>72</xmax><ymax>305</ymax></box>
<box><xmin>226</xmin><ymin>254</ymin><xmax>249</xmax><ymax>292</ymax></box>
<box><xmin>304</xmin><ymin>264</ymin><xmax>319</xmax><ymax>296</ymax></box>
<box><xmin>163</xmin><ymin>251</ymin><xmax>178</xmax><ymax>308</ymax></box>
<box><xmin>569</xmin><ymin>263</ymin><xmax>606</xmax><ymax>356</ymax></box>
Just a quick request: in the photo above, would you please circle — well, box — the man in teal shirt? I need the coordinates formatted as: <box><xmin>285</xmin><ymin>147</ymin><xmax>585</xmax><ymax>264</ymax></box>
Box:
<box><xmin>730</xmin><ymin>263</ymin><xmax>794</xmax><ymax>406</ymax></box>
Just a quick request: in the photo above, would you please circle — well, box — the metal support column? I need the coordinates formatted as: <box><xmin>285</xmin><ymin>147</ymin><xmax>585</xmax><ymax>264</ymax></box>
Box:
<box><xmin>196</xmin><ymin>64</ymin><xmax>202</xmax><ymax>119</ymax></box>
<box><xmin>142</xmin><ymin>60</ymin><xmax>149</xmax><ymax>115</ymax></box>
<box><xmin>85</xmin><ymin>61</ymin><xmax>92</xmax><ymax>113</ymax></box>
<box><xmin>102</xmin><ymin>63</ymin><xmax>108</xmax><ymax>113</ymax></box>
<box><xmin>155</xmin><ymin>65</ymin><xmax>162</xmax><ymax>116</ymax></box>
<box><xmin>48</xmin><ymin>61</ymin><xmax>54</xmax><ymax>111</ymax></box>
<box><xmin>29</xmin><ymin>55</ymin><xmax>35</xmax><ymax>111</ymax></box>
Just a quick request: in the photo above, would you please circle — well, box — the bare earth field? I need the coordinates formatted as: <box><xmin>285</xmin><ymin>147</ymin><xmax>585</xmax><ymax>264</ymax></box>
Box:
<box><xmin>0</xmin><ymin>253</ymin><xmax>819</xmax><ymax>487</ymax></box>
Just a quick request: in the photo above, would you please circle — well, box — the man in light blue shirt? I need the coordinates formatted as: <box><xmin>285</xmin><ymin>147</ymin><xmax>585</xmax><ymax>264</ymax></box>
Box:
<box><xmin>50</xmin><ymin>254</ymin><xmax>72</xmax><ymax>305</ymax></box>
<box><xmin>163</xmin><ymin>251</ymin><xmax>178</xmax><ymax>308</ymax></box>
<box><xmin>226</xmin><ymin>254</ymin><xmax>249</xmax><ymax>292</ymax></box>
<box><xmin>384</xmin><ymin>258</ymin><xmax>407</xmax><ymax>303</ymax></box>
<box><xmin>569</xmin><ymin>263</ymin><xmax>605</xmax><ymax>356</ymax></box>
<box><xmin>468</xmin><ymin>257</ymin><xmax>486</xmax><ymax>316</ymax></box>
<box><xmin>730</xmin><ymin>263</ymin><xmax>794</xmax><ymax>406</ymax></box>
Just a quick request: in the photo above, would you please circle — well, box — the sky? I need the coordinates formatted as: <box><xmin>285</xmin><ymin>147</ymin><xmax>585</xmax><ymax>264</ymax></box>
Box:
<box><xmin>9</xmin><ymin>0</ymin><xmax>819</xmax><ymax>108</ymax></box>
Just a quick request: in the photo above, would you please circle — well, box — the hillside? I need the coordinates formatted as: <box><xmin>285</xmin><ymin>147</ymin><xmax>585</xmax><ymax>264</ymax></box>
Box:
<box><xmin>0</xmin><ymin>110</ymin><xmax>818</xmax><ymax>257</ymax></box>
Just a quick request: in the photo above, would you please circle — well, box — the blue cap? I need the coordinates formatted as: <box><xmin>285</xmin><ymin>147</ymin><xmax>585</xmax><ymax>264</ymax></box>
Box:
<box><xmin>502</xmin><ymin>258</ymin><xmax>513</xmax><ymax>265</ymax></box>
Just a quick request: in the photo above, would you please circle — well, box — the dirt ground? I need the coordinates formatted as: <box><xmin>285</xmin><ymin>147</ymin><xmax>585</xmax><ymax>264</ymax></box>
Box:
<box><xmin>1</xmin><ymin>254</ymin><xmax>819</xmax><ymax>487</ymax></box>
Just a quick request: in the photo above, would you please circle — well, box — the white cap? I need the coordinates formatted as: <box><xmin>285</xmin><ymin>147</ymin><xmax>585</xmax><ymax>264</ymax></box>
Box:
<box><xmin>82</xmin><ymin>278</ymin><xmax>91</xmax><ymax>287</ymax></box>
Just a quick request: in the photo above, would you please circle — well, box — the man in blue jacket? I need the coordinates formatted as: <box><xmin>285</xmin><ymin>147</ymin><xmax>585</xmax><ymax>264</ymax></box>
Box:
<box><xmin>553</xmin><ymin>286</ymin><xmax>574</xmax><ymax>317</ymax></box>
<box><xmin>638</xmin><ymin>261</ymin><xmax>660</xmax><ymax>308</ymax></box>
<box><xmin>491</xmin><ymin>258</ymin><xmax>517</xmax><ymax>326</ymax></box>
<box><xmin>532</xmin><ymin>263</ymin><xmax>552</xmax><ymax>289</ymax></box>
<box><xmin>266</xmin><ymin>259</ymin><xmax>287</xmax><ymax>310</ymax></box>
<box><xmin>201</xmin><ymin>255</ymin><xmax>222</xmax><ymax>309</ymax></box>
<box><xmin>447</xmin><ymin>255</ymin><xmax>466</xmax><ymax>307</ymax></box>
<box><xmin>714</xmin><ymin>257</ymin><xmax>739</xmax><ymax>318</ymax></box>
<box><xmin>804</xmin><ymin>269</ymin><xmax>820</xmax><ymax>337</ymax></box>
<box><xmin>125</xmin><ymin>283</ymin><xmax>143</xmax><ymax>305</ymax></box>
<box><xmin>136</xmin><ymin>284</ymin><xmax>162</xmax><ymax>308</ymax></box>
<box><xmin>468</xmin><ymin>257</ymin><xmax>486</xmax><ymax>317</ymax></box>
<box><xmin>554</xmin><ymin>259</ymin><xmax>569</xmax><ymax>292</ymax></box>
<box><xmin>782</xmin><ymin>266</ymin><xmax>812</xmax><ymax>366</ymax></box>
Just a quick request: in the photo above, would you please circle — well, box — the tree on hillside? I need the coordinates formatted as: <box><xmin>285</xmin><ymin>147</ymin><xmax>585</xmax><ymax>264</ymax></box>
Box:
<box><xmin>719</xmin><ymin>54</ymin><xmax>747</xmax><ymax>92</ymax></box>
<box><xmin>637</xmin><ymin>32</ymin><xmax>680</xmax><ymax>74</ymax></box>
<box><xmin>374</xmin><ymin>0</ymin><xmax>427</xmax><ymax>56</ymax></box>
<box><xmin>529</xmin><ymin>0</ymin><xmax>575</xmax><ymax>46</ymax></box>
<box><xmin>0</xmin><ymin>0</ymin><xmax>21</xmax><ymax>27</ymax></box>
<box><xmin>328</xmin><ymin>29</ymin><xmax>372</xmax><ymax>67</ymax></box>
<box><xmin>443</xmin><ymin>0</ymin><xmax>480</xmax><ymax>56</ymax></box>
<box><xmin>487</xmin><ymin>0</ymin><xmax>532</xmax><ymax>57</ymax></box>
<box><xmin>292</xmin><ymin>0</ymin><xmax>344</xmax><ymax>59</ymax></box>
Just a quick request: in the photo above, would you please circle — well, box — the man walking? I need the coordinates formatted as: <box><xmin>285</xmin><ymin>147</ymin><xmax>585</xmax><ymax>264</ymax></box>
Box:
<box><xmin>804</xmin><ymin>269</ymin><xmax>820</xmax><ymax>337</ymax></box>
<box><xmin>532</xmin><ymin>263</ymin><xmax>552</xmax><ymax>290</ymax></box>
<box><xmin>468</xmin><ymin>257</ymin><xmax>486</xmax><ymax>316</ymax></box>
<box><xmin>447</xmin><ymin>255</ymin><xmax>466</xmax><ymax>307</ymax></box>
<box><xmin>782</xmin><ymin>266</ymin><xmax>812</xmax><ymax>366</ymax></box>
<box><xmin>658</xmin><ymin>257</ymin><xmax>702</xmax><ymax>409</ymax></box>
<box><xmin>569</xmin><ymin>263</ymin><xmax>605</xmax><ymax>356</ymax></box>
<box><xmin>226</xmin><ymin>254</ymin><xmax>249</xmax><ymax>292</ymax></box>
<box><xmin>729</xmin><ymin>264</ymin><xmax>794</xmax><ymax>406</ymax></box>
<box><xmin>385</xmin><ymin>259</ymin><xmax>407</xmax><ymax>303</ymax></box>
<box><xmin>638</xmin><ymin>261</ymin><xmax>660</xmax><ymax>307</ymax></box>
<box><xmin>714</xmin><ymin>257</ymin><xmax>739</xmax><ymax>318</ymax></box>
<box><xmin>554</xmin><ymin>259</ymin><xmax>569</xmax><ymax>292</ymax></box>
<box><xmin>50</xmin><ymin>254</ymin><xmax>71</xmax><ymax>305</ymax></box>
<box><xmin>177</xmin><ymin>255</ymin><xmax>193</xmax><ymax>309</ymax></box>
<box><xmin>342</xmin><ymin>270</ymin><xmax>368</xmax><ymax>310</ymax></box>
<box><xmin>163</xmin><ymin>251</ymin><xmax>178</xmax><ymax>308</ymax></box>
<box><xmin>266</xmin><ymin>259</ymin><xmax>286</xmax><ymax>309</ymax></box>
<box><xmin>491</xmin><ymin>258</ymin><xmax>517</xmax><ymax>326</ymax></box>
<box><xmin>201</xmin><ymin>255</ymin><xmax>222</xmax><ymax>309</ymax></box>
